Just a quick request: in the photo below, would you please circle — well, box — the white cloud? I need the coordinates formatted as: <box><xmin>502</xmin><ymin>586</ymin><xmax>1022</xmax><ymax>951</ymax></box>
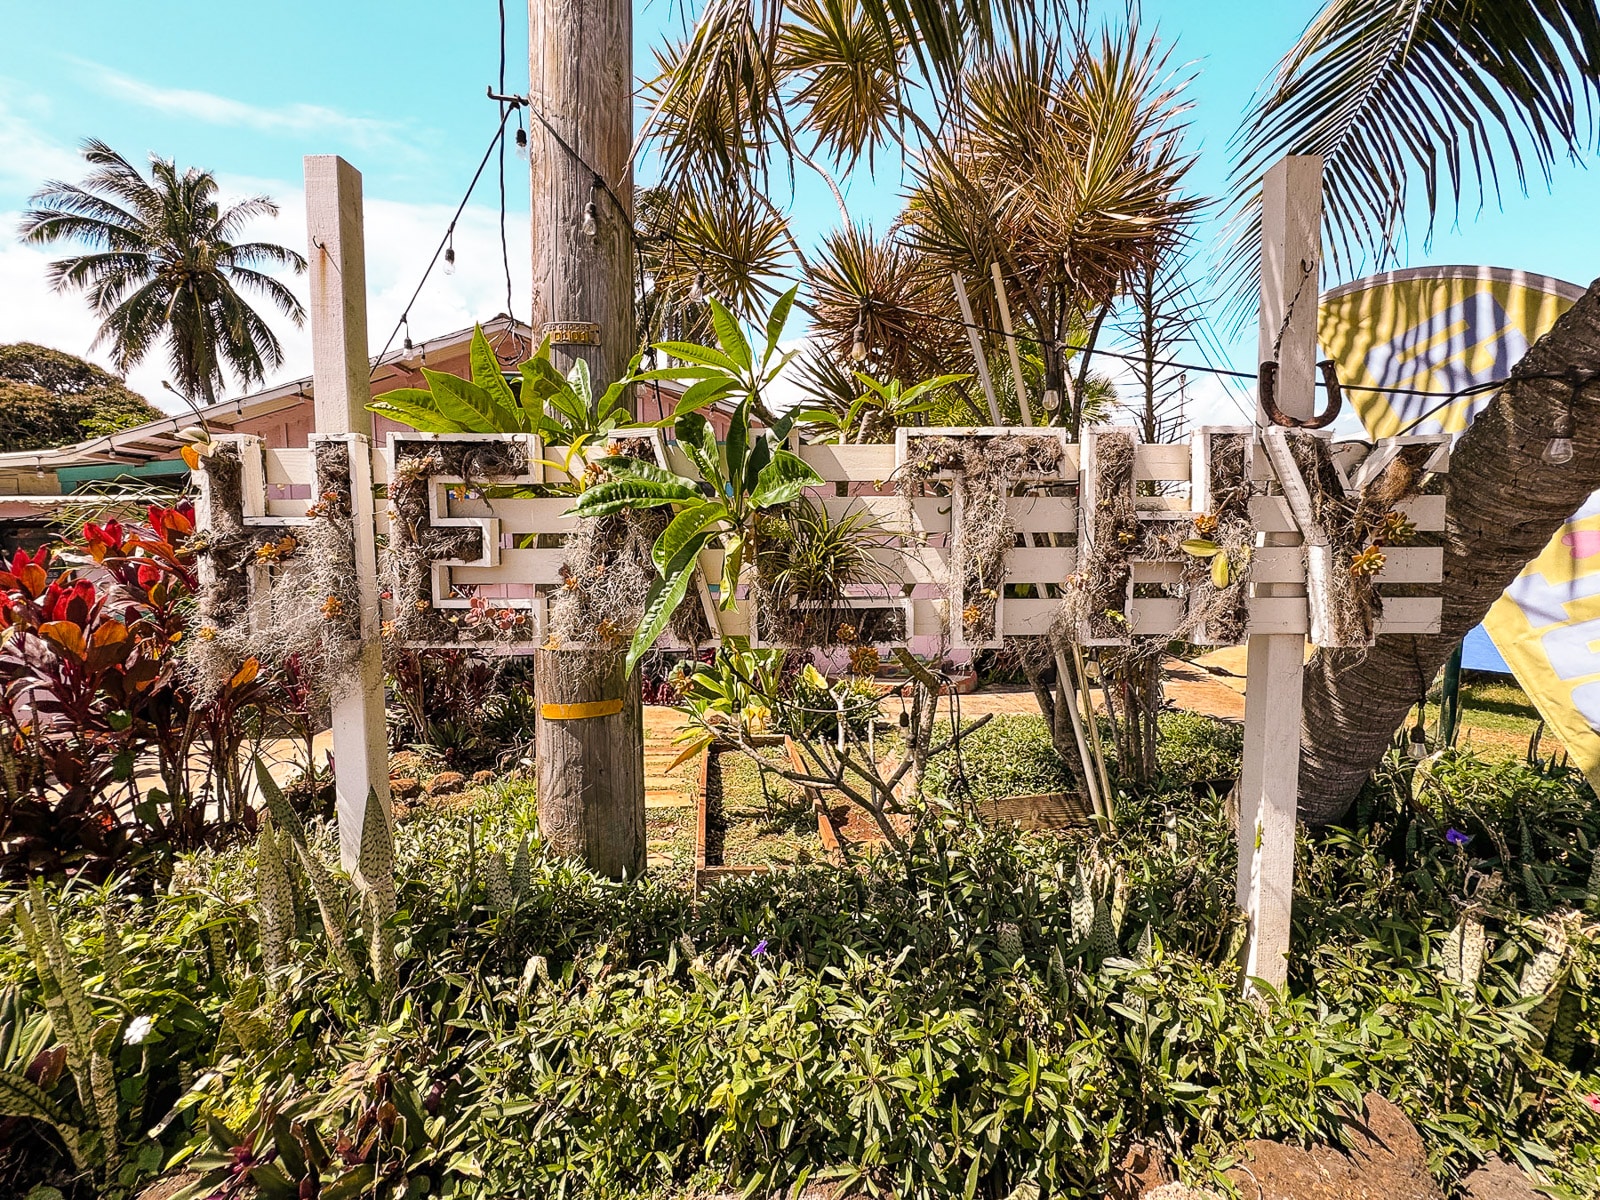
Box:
<box><xmin>77</xmin><ymin>61</ymin><xmax>407</xmax><ymax>153</ymax></box>
<box><xmin>0</xmin><ymin>92</ymin><xmax>83</xmax><ymax>190</ymax></box>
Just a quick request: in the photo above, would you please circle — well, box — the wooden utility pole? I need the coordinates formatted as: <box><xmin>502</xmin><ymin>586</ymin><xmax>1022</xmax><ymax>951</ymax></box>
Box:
<box><xmin>304</xmin><ymin>155</ymin><xmax>390</xmax><ymax>874</ymax></box>
<box><xmin>527</xmin><ymin>0</ymin><xmax>645</xmax><ymax>877</ymax></box>
<box><xmin>528</xmin><ymin>0</ymin><xmax>634</xmax><ymax>388</ymax></box>
<box><xmin>1235</xmin><ymin>155</ymin><xmax>1323</xmax><ymax>990</ymax></box>
<box><xmin>534</xmin><ymin>647</ymin><xmax>645</xmax><ymax>878</ymax></box>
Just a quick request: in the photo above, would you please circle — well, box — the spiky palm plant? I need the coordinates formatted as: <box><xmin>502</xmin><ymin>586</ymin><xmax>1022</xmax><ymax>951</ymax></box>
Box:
<box><xmin>640</xmin><ymin>2</ymin><xmax>1195</xmax><ymax>435</ymax></box>
<box><xmin>18</xmin><ymin>139</ymin><xmax>306</xmax><ymax>406</ymax></box>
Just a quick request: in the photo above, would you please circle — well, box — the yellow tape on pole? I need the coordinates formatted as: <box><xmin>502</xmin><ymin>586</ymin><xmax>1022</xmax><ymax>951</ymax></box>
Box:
<box><xmin>540</xmin><ymin>699</ymin><xmax>624</xmax><ymax>720</ymax></box>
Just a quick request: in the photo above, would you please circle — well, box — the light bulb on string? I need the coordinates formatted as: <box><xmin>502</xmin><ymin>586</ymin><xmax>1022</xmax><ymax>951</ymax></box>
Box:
<box><xmin>443</xmin><ymin>237</ymin><xmax>457</xmax><ymax>276</ymax></box>
<box><xmin>514</xmin><ymin>125</ymin><xmax>528</xmax><ymax>161</ymax></box>
<box><xmin>1042</xmin><ymin>358</ymin><xmax>1063</xmax><ymax>415</ymax></box>
<box><xmin>582</xmin><ymin>201</ymin><xmax>599</xmax><ymax>240</ymax></box>
<box><xmin>1544</xmin><ymin>404</ymin><xmax>1576</xmax><ymax>465</ymax></box>
<box><xmin>1406</xmin><ymin>721</ymin><xmax>1429</xmax><ymax>760</ymax></box>
<box><xmin>850</xmin><ymin>322</ymin><xmax>868</xmax><ymax>364</ymax></box>
<box><xmin>687</xmin><ymin>271</ymin><xmax>706</xmax><ymax>304</ymax></box>
<box><xmin>1543</xmin><ymin>436</ymin><xmax>1575</xmax><ymax>466</ymax></box>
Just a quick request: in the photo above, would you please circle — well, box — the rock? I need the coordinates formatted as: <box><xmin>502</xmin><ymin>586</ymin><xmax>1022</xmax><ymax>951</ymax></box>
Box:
<box><xmin>390</xmin><ymin>776</ymin><xmax>421</xmax><ymax>799</ymax></box>
<box><xmin>1145</xmin><ymin>1186</ymin><xmax>1224</xmax><ymax>1200</ymax></box>
<box><xmin>1107</xmin><ymin>1141</ymin><xmax>1175</xmax><ymax>1200</ymax></box>
<box><xmin>1459</xmin><ymin>1156</ymin><xmax>1546</xmax><ymax>1200</ymax></box>
<box><xmin>426</xmin><ymin>771</ymin><xmax>466</xmax><ymax>796</ymax></box>
<box><xmin>1224</xmin><ymin>1092</ymin><xmax>1443</xmax><ymax>1200</ymax></box>
<box><xmin>471</xmin><ymin>769</ymin><xmax>495</xmax><ymax>785</ymax></box>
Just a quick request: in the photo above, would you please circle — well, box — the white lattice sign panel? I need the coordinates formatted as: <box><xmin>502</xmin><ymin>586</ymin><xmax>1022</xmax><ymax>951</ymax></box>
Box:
<box><xmin>196</xmin><ymin>425</ymin><xmax>1448</xmax><ymax>653</ymax></box>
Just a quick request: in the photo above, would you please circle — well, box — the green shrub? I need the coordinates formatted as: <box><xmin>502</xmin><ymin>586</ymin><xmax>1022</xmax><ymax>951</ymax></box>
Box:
<box><xmin>3</xmin><ymin>738</ymin><xmax>1599</xmax><ymax>1199</ymax></box>
<box><xmin>0</xmin><ymin>343</ymin><xmax>162</xmax><ymax>453</ymax></box>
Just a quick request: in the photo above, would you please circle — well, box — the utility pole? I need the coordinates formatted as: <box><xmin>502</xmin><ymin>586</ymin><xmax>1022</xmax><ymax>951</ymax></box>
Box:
<box><xmin>1236</xmin><ymin>154</ymin><xmax>1323</xmax><ymax>990</ymax></box>
<box><xmin>527</xmin><ymin>0</ymin><xmax>645</xmax><ymax>879</ymax></box>
<box><xmin>528</xmin><ymin>0</ymin><xmax>634</xmax><ymax>390</ymax></box>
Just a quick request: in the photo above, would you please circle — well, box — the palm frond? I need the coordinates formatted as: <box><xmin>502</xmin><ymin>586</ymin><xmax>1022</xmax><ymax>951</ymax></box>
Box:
<box><xmin>211</xmin><ymin>196</ymin><xmax>283</xmax><ymax>242</ymax></box>
<box><xmin>222</xmin><ymin>266</ymin><xmax>308</xmax><ymax>324</ymax></box>
<box><xmin>779</xmin><ymin>0</ymin><xmax>907</xmax><ymax>170</ymax></box>
<box><xmin>1220</xmin><ymin>0</ymin><xmax>1600</xmax><ymax>320</ymax></box>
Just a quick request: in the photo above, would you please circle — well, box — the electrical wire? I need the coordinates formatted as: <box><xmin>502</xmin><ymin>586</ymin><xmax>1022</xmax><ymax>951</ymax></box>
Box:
<box><xmin>369</xmin><ymin>104</ymin><xmax>517</xmax><ymax>379</ymax></box>
<box><xmin>496</xmin><ymin>0</ymin><xmax>517</xmax><ymax>335</ymax></box>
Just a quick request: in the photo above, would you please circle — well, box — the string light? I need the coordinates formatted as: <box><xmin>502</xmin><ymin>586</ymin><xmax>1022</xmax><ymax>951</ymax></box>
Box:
<box><xmin>850</xmin><ymin>303</ymin><xmax>868</xmax><ymax>363</ymax></box>
<box><xmin>1543</xmin><ymin>412</ymin><xmax>1575</xmax><ymax>465</ymax></box>
<box><xmin>1543</xmin><ymin>370</ymin><xmax>1586</xmax><ymax>465</ymax></box>
<box><xmin>687</xmin><ymin>271</ymin><xmax>707</xmax><ymax>304</ymax></box>
<box><xmin>1042</xmin><ymin>359</ymin><xmax>1063</xmax><ymax>414</ymax></box>
<box><xmin>582</xmin><ymin>200</ymin><xmax>599</xmax><ymax>240</ymax></box>
<box><xmin>443</xmin><ymin>236</ymin><xmax>457</xmax><ymax>276</ymax></box>
<box><xmin>514</xmin><ymin>124</ymin><xmax>528</xmax><ymax>160</ymax></box>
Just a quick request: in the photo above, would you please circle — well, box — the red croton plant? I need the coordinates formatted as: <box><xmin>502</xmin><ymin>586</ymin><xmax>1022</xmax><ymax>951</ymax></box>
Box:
<box><xmin>0</xmin><ymin>505</ymin><xmax>266</xmax><ymax>880</ymax></box>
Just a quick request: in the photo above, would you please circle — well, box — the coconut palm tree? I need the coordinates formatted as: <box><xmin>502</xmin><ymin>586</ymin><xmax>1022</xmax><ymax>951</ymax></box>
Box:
<box><xmin>1221</xmin><ymin>0</ymin><xmax>1600</xmax><ymax>821</ymax></box>
<box><xmin>18</xmin><ymin>139</ymin><xmax>307</xmax><ymax>406</ymax></box>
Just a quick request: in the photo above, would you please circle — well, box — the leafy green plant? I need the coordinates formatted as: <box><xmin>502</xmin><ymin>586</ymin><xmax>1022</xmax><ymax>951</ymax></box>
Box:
<box><xmin>796</xmin><ymin>371</ymin><xmax>967</xmax><ymax>443</ymax></box>
<box><xmin>753</xmin><ymin>497</ymin><xmax>902</xmax><ymax>646</ymax></box>
<box><xmin>569</xmin><ymin>289</ymin><xmax>823</xmax><ymax>671</ymax></box>
<box><xmin>368</xmin><ymin>325</ymin><xmax>639</xmax><ymax>448</ymax></box>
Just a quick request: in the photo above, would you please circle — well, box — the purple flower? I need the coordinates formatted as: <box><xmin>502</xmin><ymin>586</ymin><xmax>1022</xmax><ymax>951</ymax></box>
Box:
<box><xmin>751</xmin><ymin>939</ymin><xmax>770</xmax><ymax>956</ymax></box>
<box><xmin>1445</xmin><ymin>827</ymin><xmax>1470</xmax><ymax>848</ymax></box>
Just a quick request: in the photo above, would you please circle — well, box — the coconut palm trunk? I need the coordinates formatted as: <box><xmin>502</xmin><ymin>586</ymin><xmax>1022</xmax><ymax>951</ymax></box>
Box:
<box><xmin>1298</xmin><ymin>277</ymin><xmax>1600</xmax><ymax>822</ymax></box>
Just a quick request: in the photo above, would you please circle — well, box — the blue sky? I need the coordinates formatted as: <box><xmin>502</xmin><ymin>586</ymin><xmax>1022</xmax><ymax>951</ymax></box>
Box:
<box><xmin>1</xmin><ymin>0</ymin><xmax>1595</xmax><ymax>425</ymax></box>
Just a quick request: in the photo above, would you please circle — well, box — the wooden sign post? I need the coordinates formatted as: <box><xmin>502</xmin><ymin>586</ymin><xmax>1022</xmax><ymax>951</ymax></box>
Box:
<box><xmin>1235</xmin><ymin>155</ymin><xmax>1324</xmax><ymax>989</ymax></box>
<box><xmin>304</xmin><ymin>154</ymin><xmax>390</xmax><ymax>874</ymax></box>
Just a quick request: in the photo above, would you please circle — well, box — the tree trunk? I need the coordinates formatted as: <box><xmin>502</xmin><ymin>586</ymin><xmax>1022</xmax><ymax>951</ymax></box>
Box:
<box><xmin>528</xmin><ymin>0</ymin><xmax>634</xmax><ymax>394</ymax></box>
<box><xmin>534</xmin><ymin>647</ymin><xmax>644</xmax><ymax>878</ymax></box>
<box><xmin>1298</xmin><ymin>278</ymin><xmax>1600</xmax><ymax>823</ymax></box>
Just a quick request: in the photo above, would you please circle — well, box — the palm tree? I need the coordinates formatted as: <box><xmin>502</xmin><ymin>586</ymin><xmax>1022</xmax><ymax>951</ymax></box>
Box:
<box><xmin>1221</xmin><ymin>0</ymin><xmax>1600</xmax><ymax>821</ymax></box>
<box><xmin>641</xmin><ymin>3</ymin><xmax>1197</xmax><ymax>431</ymax></box>
<box><xmin>18</xmin><ymin>139</ymin><xmax>307</xmax><ymax>406</ymax></box>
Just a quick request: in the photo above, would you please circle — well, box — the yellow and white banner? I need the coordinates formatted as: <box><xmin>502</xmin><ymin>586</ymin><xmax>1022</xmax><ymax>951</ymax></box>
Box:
<box><xmin>1320</xmin><ymin>265</ymin><xmax>1581</xmax><ymax>438</ymax></box>
<box><xmin>1319</xmin><ymin>265</ymin><xmax>1600</xmax><ymax>782</ymax></box>
<box><xmin>1485</xmin><ymin>495</ymin><xmax>1600</xmax><ymax>781</ymax></box>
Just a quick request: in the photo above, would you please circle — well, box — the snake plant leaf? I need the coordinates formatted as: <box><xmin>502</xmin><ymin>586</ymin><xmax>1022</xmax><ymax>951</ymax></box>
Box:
<box><xmin>1180</xmin><ymin>538</ymin><xmax>1220</xmax><ymax>557</ymax></box>
<box><xmin>1211</xmin><ymin>554</ymin><xmax>1231</xmax><ymax>589</ymax></box>
<box><xmin>0</xmin><ymin>1069</ymin><xmax>86</xmax><ymax>1168</ymax></box>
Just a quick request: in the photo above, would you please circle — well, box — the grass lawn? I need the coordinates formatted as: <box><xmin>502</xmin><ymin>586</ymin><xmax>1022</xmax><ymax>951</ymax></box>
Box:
<box><xmin>703</xmin><ymin>745</ymin><xmax>826</xmax><ymax>869</ymax></box>
<box><xmin>1426</xmin><ymin>672</ymin><xmax>1556</xmax><ymax>764</ymax></box>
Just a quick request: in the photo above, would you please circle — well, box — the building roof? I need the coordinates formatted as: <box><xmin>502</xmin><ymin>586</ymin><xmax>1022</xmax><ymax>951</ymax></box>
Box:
<box><xmin>0</xmin><ymin>315</ymin><xmax>531</xmax><ymax>472</ymax></box>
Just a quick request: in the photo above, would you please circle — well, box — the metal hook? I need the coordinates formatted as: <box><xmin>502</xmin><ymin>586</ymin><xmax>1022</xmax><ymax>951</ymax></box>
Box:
<box><xmin>1258</xmin><ymin>359</ymin><xmax>1344</xmax><ymax>429</ymax></box>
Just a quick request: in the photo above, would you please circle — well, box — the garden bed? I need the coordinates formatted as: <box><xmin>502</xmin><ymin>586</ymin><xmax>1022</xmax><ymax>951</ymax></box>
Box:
<box><xmin>694</xmin><ymin>741</ymin><xmax>826</xmax><ymax>890</ymax></box>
